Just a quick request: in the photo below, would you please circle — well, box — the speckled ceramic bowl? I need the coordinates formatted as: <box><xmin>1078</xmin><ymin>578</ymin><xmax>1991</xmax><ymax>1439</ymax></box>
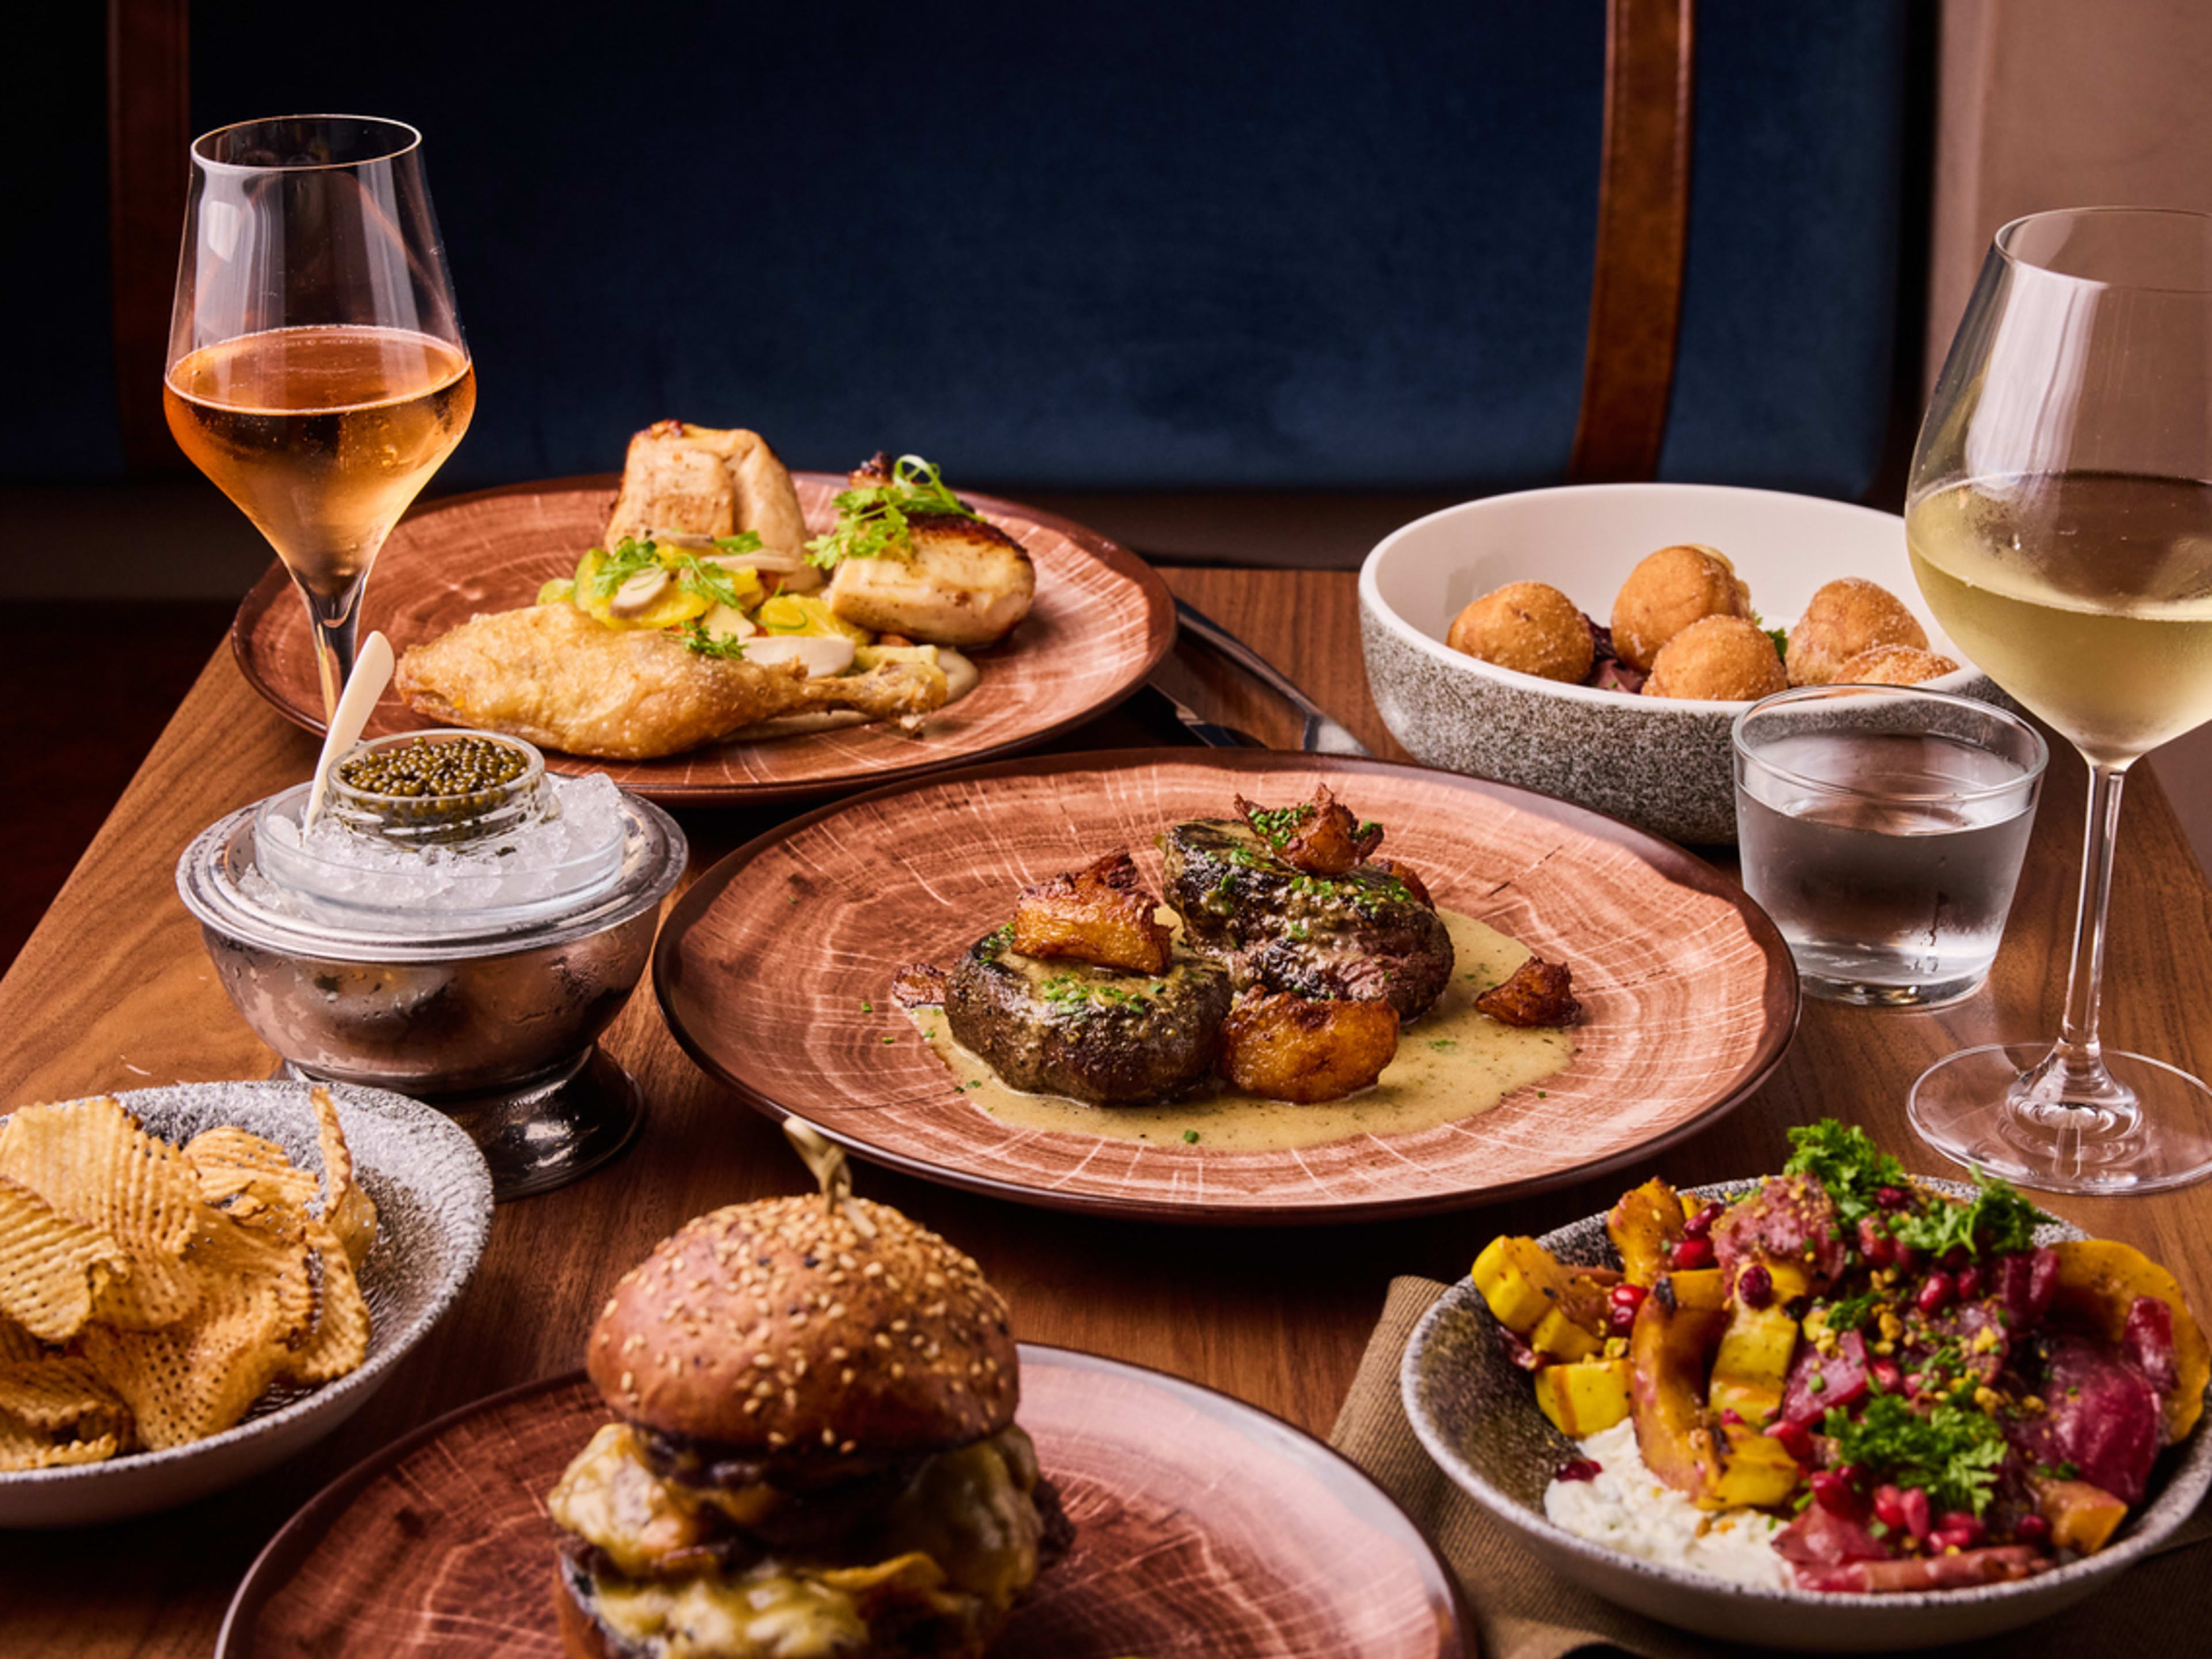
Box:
<box><xmin>1359</xmin><ymin>484</ymin><xmax>1995</xmax><ymax>844</ymax></box>
<box><xmin>1400</xmin><ymin>1179</ymin><xmax>2212</xmax><ymax>1651</ymax></box>
<box><xmin>0</xmin><ymin>1081</ymin><xmax>493</xmax><ymax>1527</ymax></box>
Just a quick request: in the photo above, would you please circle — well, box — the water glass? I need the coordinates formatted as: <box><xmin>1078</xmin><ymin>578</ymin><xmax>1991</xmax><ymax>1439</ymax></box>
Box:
<box><xmin>1733</xmin><ymin>687</ymin><xmax>2047</xmax><ymax>1007</ymax></box>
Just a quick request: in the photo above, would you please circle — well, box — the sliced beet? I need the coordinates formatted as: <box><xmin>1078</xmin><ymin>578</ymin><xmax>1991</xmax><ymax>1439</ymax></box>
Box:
<box><xmin>1781</xmin><ymin>1330</ymin><xmax>1869</xmax><ymax>1427</ymax></box>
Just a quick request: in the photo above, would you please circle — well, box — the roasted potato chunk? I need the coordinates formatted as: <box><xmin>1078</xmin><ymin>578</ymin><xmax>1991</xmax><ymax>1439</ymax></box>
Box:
<box><xmin>1010</xmin><ymin>849</ymin><xmax>1173</xmax><ymax>975</ymax></box>
<box><xmin>1234</xmin><ymin>786</ymin><xmax>1384</xmax><ymax>877</ymax></box>
<box><xmin>1476</xmin><ymin>955</ymin><xmax>1582</xmax><ymax>1027</ymax></box>
<box><xmin>1217</xmin><ymin>988</ymin><xmax>1398</xmax><ymax>1103</ymax></box>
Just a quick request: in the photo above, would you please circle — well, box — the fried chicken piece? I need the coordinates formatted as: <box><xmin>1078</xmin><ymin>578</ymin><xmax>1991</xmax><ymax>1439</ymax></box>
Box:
<box><xmin>1218</xmin><ymin>988</ymin><xmax>1399</xmax><ymax>1104</ymax></box>
<box><xmin>1475</xmin><ymin>956</ymin><xmax>1582</xmax><ymax>1028</ymax></box>
<box><xmin>395</xmin><ymin>603</ymin><xmax>948</xmax><ymax>760</ymax></box>
<box><xmin>1786</xmin><ymin>578</ymin><xmax>1928</xmax><ymax>687</ymax></box>
<box><xmin>1611</xmin><ymin>544</ymin><xmax>1753</xmax><ymax>672</ymax></box>
<box><xmin>1447</xmin><ymin>582</ymin><xmax>1596</xmax><ymax>683</ymax></box>
<box><xmin>605</xmin><ymin>421</ymin><xmax>819</xmax><ymax>593</ymax></box>
<box><xmin>1234</xmin><ymin>786</ymin><xmax>1384</xmax><ymax>877</ymax></box>
<box><xmin>1011</xmin><ymin>850</ymin><xmax>1173</xmax><ymax>974</ymax></box>
<box><xmin>824</xmin><ymin>455</ymin><xmax>1036</xmax><ymax>647</ymax></box>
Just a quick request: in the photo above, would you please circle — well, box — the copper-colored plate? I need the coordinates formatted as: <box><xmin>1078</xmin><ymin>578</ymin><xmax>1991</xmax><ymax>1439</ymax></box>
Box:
<box><xmin>218</xmin><ymin>1350</ymin><xmax>1468</xmax><ymax>1658</ymax></box>
<box><xmin>654</xmin><ymin>749</ymin><xmax>1798</xmax><ymax>1224</ymax></box>
<box><xmin>230</xmin><ymin>474</ymin><xmax>1175</xmax><ymax>804</ymax></box>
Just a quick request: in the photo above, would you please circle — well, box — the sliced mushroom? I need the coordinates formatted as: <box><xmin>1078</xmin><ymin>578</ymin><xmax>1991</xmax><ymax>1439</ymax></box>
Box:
<box><xmin>609</xmin><ymin>567</ymin><xmax>673</xmax><ymax>618</ymax></box>
<box><xmin>743</xmin><ymin>634</ymin><xmax>857</xmax><ymax>677</ymax></box>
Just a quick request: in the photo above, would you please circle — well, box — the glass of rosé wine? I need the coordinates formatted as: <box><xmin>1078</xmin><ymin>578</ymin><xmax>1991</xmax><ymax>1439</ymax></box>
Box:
<box><xmin>165</xmin><ymin>116</ymin><xmax>475</xmax><ymax>718</ymax></box>
<box><xmin>1907</xmin><ymin>206</ymin><xmax>2212</xmax><ymax>1192</ymax></box>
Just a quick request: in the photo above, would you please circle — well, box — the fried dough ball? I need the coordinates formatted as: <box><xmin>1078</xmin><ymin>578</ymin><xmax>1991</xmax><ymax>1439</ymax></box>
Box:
<box><xmin>1446</xmin><ymin>582</ymin><xmax>1594</xmax><ymax>683</ymax></box>
<box><xmin>1786</xmin><ymin>578</ymin><xmax>1930</xmax><ymax>687</ymax></box>
<box><xmin>1832</xmin><ymin>643</ymin><xmax>1961</xmax><ymax>687</ymax></box>
<box><xmin>1610</xmin><ymin>545</ymin><xmax>1753</xmax><ymax>672</ymax></box>
<box><xmin>1643</xmin><ymin>615</ymin><xmax>1787</xmax><ymax>702</ymax></box>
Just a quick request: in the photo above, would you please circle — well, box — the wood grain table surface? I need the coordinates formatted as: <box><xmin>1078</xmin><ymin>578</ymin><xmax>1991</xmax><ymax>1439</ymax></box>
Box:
<box><xmin>4</xmin><ymin>565</ymin><xmax>2211</xmax><ymax>1656</ymax></box>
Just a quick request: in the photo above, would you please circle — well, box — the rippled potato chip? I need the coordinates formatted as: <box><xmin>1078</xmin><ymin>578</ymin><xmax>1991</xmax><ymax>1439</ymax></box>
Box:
<box><xmin>308</xmin><ymin>1087</ymin><xmax>379</xmax><ymax>1271</ymax></box>
<box><xmin>0</xmin><ymin>1098</ymin><xmax>205</xmax><ymax>1259</ymax></box>
<box><xmin>81</xmin><ymin>1214</ymin><xmax>315</xmax><ymax>1452</ymax></box>
<box><xmin>0</xmin><ymin>1092</ymin><xmax>379</xmax><ymax>1468</ymax></box>
<box><xmin>0</xmin><ymin>1176</ymin><xmax>130</xmax><ymax>1343</ymax></box>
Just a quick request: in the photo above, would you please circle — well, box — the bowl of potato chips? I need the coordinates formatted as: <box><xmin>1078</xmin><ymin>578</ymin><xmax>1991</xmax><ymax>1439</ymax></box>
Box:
<box><xmin>0</xmin><ymin>1080</ymin><xmax>491</xmax><ymax>1526</ymax></box>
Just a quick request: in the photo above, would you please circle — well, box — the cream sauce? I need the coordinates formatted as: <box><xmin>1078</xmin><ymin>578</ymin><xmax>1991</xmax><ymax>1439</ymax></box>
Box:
<box><xmin>907</xmin><ymin>908</ymin><xmax>1575</xmax><ymax>1152</ymax></box>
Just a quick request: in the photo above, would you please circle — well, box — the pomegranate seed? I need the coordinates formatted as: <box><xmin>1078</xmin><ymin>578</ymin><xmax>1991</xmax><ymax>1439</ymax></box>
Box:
<box><xmin>1873</xmin><ymin>1484</ymin><xmax>1908</xmax><ymax>1529</ymax></box>
<box><xmin>1858</xmin><ymin>1217</ymin><xmax>1896</xmax><ymax>1267</ymax></box>
<box><xmin>2015</xmin><ymin>1513</ymin><xmax>2051</xmax><ymax>1543</ymax></box>
<box><xmin>1876</xmin><ymin>1185</ymin><xmax>1910</xmax><ymax>1210</ymax></box>
<box><xmin>1938</xmin><ymin>1510</ymin><xmax>1984</xmax><ymax>1547</ymax></box>
<box><xmin>1773</xmin><ymin>1420</ymin><xmax>1814</xmax><ymax>1461</ymax></box>
<box><xmin>1870</xmin><ymin>1358</ymin><xmax>1904</xmax><ymax>1395</ymax></box>
<box><xmin>1917</xmin><ymin>1271</ymin><xmax>1955</xmax><ymax>1316</ymax></box>
<box><xmin>1555</xmin><ymin>1457</ymin><xmax>1603</xmax><ymax>1483</ymax></box>
<box><xmin>1671</xmin><ymin>1236</ymin><xmax>1716</xmax><ymax>1271</ymax></box>
<box><xmin>1736</xmin><ymin>1262</ymin><xmax>1775</xmax><ymax>1309</ymax></box>
<box><xmin>1957</xmin><ymin>1264</ymin><xmax>1984</xmax><ymax>1301</ymax></box>
<box><xmin>1719</xmin><ymin>1407</ymin><xmax>1745</xmax><ymax>1427</ymax></box>
<box><xmin>1683</xmin><ymin>1201</ymin><xmax>1724</xmax><ymax>1238</ymax></box>
<box><xmin>1809</xmin><ymin>1470</ymin><xmax>1856</xmax><ymax>1514</ymax></box>
<box><xmin>1606</xmin><ymin>1282</ymin><xmax>1647</xmax><ymax>1337</ymax></box>
<box><xmin>1931</xmin><ymin>1526</ymin><xmax>1975</xmax><ymax>1553</ymax></box>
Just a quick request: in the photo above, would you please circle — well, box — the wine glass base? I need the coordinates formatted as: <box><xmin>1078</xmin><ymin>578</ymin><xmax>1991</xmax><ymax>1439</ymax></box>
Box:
<box><xmin>1909</xmin><ymin>1042</ymin><xmax>2212</xmax><ymax>1194</ymax></box>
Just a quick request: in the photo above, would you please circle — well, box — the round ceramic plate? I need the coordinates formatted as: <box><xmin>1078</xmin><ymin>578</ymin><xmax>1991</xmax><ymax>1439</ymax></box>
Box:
<box><xmin>0</xmin><ymin>1081</ymin><xmax>492</xmax><ymax>1528</ymax></box>
<box><xmin>217</xmin><ymin>1344</ymin><xmax>1465</xmax><ymax>1658</ymax></box>
<box><xmin>653</xmin><ymin>749</ymin><xmax>1798</xmax><ymax>1223</ymax></box>
<box><xmin>231</xmin><ymin>474</ymin><xmax>1175</xmax><ymax>805</ymax></box>
<box><xmin>1400</xmin><ymin>1179</ymin><xmax>2212</xmax><ymax>1652</ymax></box>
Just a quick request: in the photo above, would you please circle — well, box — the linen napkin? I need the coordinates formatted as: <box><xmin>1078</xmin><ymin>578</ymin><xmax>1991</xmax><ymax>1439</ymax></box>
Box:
<box><xmin>1329</xmin><ymin>1276</ymin><xmax>2212</xmax><ymax>1659</ymax></box>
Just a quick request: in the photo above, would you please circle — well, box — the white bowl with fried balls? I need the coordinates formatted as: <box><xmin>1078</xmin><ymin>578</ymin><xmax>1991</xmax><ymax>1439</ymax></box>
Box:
<box><xmin>1358</xmin><ymin>483</ymin><xmax>1993</xmax><ymax>843</ymax></box>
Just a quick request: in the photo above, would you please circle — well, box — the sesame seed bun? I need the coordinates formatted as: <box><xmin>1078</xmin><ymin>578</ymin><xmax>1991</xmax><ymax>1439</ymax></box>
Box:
<box><xmin>585</xmin><ymin>1194</ymin><xmax>1018</xmax><ymax>1457</ymax></box>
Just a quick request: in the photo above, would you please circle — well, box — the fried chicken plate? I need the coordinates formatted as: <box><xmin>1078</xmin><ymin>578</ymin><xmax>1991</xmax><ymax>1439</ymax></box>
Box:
<box><xmin>395</xmin><ymin>603</ymin><xmax>948</xmax><ymax>761</ymax></box>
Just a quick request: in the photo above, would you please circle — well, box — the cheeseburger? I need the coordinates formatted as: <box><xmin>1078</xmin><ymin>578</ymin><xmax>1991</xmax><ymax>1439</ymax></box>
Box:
<box><xmin>548</xmin><ymin>1192</ymin><xmax>1068</xmax><ymax>1659</ymax></box>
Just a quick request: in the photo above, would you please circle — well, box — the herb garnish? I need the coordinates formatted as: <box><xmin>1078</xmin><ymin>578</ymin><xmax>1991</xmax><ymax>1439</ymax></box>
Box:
<box><xmin>805</xmin><ymin>455</ymin><xmax>977</xmax><ymax>569</ymax></box>
<box><xmin>680</xmin><ymin>619</ymin><xmax>748</xmax><ymax>660</ymax></box>
<box><xmin>1890</xmin><ymin>1169</ymin><xmax>2046</xmax><ymax>1259</ymax></box>
<box><xmin>1783</xmin><ymin>1120</ymin><xmax>1908</xmax><ymax>1229</ymax></box>
<box><xmin>1823</xmin><ymin>1394</ymin><xmax>2010</xmax><ymax>1518</ymax></box>
<box><xmin>587</xmin><ymin>537</ymin><xmax>665</xmax><ymax>597</ymax></box>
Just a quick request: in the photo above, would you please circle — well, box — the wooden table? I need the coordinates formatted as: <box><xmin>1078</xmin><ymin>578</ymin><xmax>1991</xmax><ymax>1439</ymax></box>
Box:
<box><xmin>4</xmin><ymin>567</ymin><xmax>2210</xmax><ymax>1656</ymax></box>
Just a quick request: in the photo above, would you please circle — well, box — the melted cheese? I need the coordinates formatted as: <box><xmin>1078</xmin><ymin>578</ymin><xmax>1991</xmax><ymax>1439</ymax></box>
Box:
<box><xmin>551</xmin><ymin>1424</ymin><xmax>1044</xmax><ymax>1658</ymax></box>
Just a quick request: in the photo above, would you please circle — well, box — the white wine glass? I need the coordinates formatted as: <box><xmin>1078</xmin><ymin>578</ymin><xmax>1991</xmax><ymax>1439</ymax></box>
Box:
<box><xmin>1907</xmin><ymin>206</ymin><xmax>2212</xmax><ymax>1192</ymax></box>
<box><xmin>164</xmin><ymin>115</ymin><xmax>475</xmax><ymax>719</ymax></box>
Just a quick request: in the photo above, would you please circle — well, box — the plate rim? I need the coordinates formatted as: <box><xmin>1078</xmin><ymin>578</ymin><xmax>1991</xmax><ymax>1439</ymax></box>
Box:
<box><xmin>0</xmin><ymin>1080</ymin><xmax>493</xmax><ymax>1500</ymax></box>
<box><xmin>217</xmin><ymin>1342</ymin><xmax>1470</xmax><ymax>1659</ymax></box>
<box><xmin>229</xmin><ymin>472</ymin><xmax>1179</xmax><ymax>806</ymax></box>
<box><xmin>1397</xmin><ymin>1176</ymin><xmax>2212</xmax><ymax>1633</ymax></box>
<box><xmin>652</xmin><ymin>747</ymin><xmax>1802</xmax><ymax>1225</ymax></box>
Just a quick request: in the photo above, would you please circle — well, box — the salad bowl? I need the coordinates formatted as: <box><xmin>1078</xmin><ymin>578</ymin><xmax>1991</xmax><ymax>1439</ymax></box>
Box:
<box><xmin>1401</xmin><ymin>1179</ymin><xmax>2212</xmax><ymax>1652</ymax></box>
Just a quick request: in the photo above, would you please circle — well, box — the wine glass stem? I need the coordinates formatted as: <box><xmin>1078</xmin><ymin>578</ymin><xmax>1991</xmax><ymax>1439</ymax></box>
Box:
<box><xmin>298</xmin><ymin>577</ymin><xmax>365</xmax><ymax>724</ymax></box>
<box><xmin>2052</xmin><ymin>759</ymin><xmax>2129</xmax><ymax>1074</ymax></box>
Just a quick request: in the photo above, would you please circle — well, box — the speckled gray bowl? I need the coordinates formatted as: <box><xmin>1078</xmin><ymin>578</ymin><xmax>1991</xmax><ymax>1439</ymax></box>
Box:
<box><xmin>1402</xmin><ymin>1179</ymin><xmax>2212</xmax><ymax>1652</ymax></box>
<box><xmin>0</xmin><ymin>1081</ymin><xmax>493</xmax><ymax>1527</ymax></box>
<box><xmin>1359</xmin><ymin>484</ymin><xmax>1997</xmax><ymax>844</ymax></box>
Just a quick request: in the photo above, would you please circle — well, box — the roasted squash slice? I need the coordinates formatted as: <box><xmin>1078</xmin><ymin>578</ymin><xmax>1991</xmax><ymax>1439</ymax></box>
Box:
<box><xmin>1627</xmin><ymin>1278</ymin><xmax>1728</xmax><ymax>1500</ymax></box>
<box><xmin>1607</xmin><ymin>1178</ymin><xmax>1687</xmax><ymax>1286</ymax></box>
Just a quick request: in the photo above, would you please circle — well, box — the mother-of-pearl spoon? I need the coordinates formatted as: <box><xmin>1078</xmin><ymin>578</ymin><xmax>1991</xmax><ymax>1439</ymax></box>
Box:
<box><xmin>302</xmin><ymin>630</ymin><xmax>396</xmax><ymax>830</ymax></box>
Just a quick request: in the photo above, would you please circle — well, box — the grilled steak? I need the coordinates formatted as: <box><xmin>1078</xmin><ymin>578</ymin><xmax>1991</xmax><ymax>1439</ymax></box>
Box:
<box><xmin>944</xmin><ymin>928</ymin><xmax>1232</xmax><ymax>1104</ymax></box>
<box><xmin>1160</xmin><ymin>819</ymin><xmax>1454</xmax><ymax>1019</ymax></box>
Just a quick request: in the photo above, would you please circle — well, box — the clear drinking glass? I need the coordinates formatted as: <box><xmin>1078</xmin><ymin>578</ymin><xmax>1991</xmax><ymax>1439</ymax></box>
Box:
<box><xmin>1734</xmin><ymin>686</ymin><xmax>2047</xmax><ymax>1008</ymax></box>
<box><xmin>164</xmin><ymin>115</ymin><xmax>474</xmax><ymax>718</ymax></box>
<box><xmin>1905</xmin><ymin>206</ymin><xmax>2212</xmax><ymax>1192</ymax></box>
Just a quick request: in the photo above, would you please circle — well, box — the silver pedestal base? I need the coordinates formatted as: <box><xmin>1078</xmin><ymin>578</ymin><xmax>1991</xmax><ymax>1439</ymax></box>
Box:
<box><xmin>274</xmin><ymin>1046</ymin><xmax>642</xmax><ymax>1202</ymax></box>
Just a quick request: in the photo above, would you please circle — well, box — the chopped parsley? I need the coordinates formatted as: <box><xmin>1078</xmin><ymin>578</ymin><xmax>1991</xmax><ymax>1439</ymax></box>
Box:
<box><xmin>1783</xmin><ymin>1119</ymin><xmax>1908</xmax><ymax>1229</ymax></box>
<box><xmin>680</xmin><ymin>619</ymin><xmax>748</xmax><ymax>659</ymax></box>
<box><xmin>1823</xmin><ymin>1394</ymin><xmax>2010</xmax><ymax>1518</ymax></box>
<box><xmin>805</xmin><ymin>454</ymin><xmax>977</xmax><ymax>569</ymax></box>
<box><xmin>1821</xmin><ymin>1287</ymin><xmax>1887</xmax><ymax>1334</ymax></box>
<box><xmin>1429</xmin><ymin>1039</ymin><xmax>1459</xmax><ymax>1053</ymax></box>
<box><xmin>1245</xmin><ymin>804</ymin><xmax>1317</xmax><ymax>849</ymax></box>
<box><xmin>1183</xmin><ymin>1129</ymin><xmax>1200</xmax><ymax>1144</ymax></box>
<box><xmin>977</xmin><ymin>925</ymin><xmax>1014</xmax><ymax>960</ymax></box>
<box><xmin>1890</xmin><ymin>1169</ymin><xmax>2046</xmax><ymax>1259</ymax></box>
<box><xmin>1766</xmin><ymin>626</ymin><xmax>1790</xmax><ymax>659</ymax></box>
<box><xmin>586</xmin><ymin>537</ymin><xmax>665</xmax><ymax>597</ymax></box>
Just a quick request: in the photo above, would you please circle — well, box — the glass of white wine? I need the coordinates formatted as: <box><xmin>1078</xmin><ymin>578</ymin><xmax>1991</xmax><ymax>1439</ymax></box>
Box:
<box><xmin>165</xmin><ymin>116</ymin><xmax>475</xmax><ymax>719</ymax></box>
<box><xmin>1907</xmin><ymin>206</ymin><xmax>2212</xmax><ymax>1192</ymax></box>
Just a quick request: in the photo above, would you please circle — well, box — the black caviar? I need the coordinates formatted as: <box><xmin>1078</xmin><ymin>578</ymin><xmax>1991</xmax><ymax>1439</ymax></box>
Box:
<box><xmin>337</xmin><ymin>736</ymin><xmax>528</xmax><ymax>799</ymax></box>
